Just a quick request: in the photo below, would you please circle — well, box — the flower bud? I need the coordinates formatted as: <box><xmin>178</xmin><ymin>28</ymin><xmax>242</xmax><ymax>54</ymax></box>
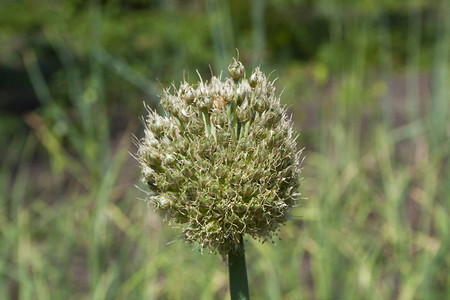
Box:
<box><xmin>184</xmin><ymin>88</ymin><xmax>195</xmax><ymax>105</ymax></box>
<box><xmin>145</xmin><ymin>148</ymin><xmax>162</xmax><ymax>165</ymax></box>
<box><xmin>185</xmin><ymin>184</ymin><xmax>197</xmax><ymax>200</ymax></box>
<box><xmin>187</xmin><ymin>118</ymin><xmax>204</xmax><ymax>134</ymax></box>
<box><xmin>197</xmin><ymin>96</ymin><xmax>213</xmax><ymax>113</ymax></box>
<box><xmin>242</xmin><ymin>183</ymin><xmax>254</xmax><ymax>198</ymax></box>
<box><xmin>179</xmin><ymin>82</ymin><xmax>195</xmax><ymax>104</ymax></box>
<box><xmin>165</xmin><ymin>122</ymin><xmax>181</xmax><ymax>140</ymax></box>
<box><xmin>209</xmin><ymin>182</ymin><xmax>220</xmax><ymax>195</ymax></box>
<box><xmin>213</xmin><ymin>95</ymin><xmax>227</xmax><ymax>110</ymax></box>
<box><xmin>182</xmin><ymin>161</ymin><xmax>195</xmax><ymax>177</ymax></box>
<box><xmin>173</xmin><ymin>138</ymin><xmax>188</xmax><ymax>152</ymax></box>
<box><xmin>254</xmin><ymin>97</ymin><xmax>270</xmax><ymax>113</ymax></box>
<box><xmin>251</xmin><ymin>124</ymin><xmax>267</xmax><ymax>139</ymax></box>
<box><xmin>155</xmin><ymin>195</ymin><xmax>171</xmax><ymax>210</ymax></box>
<box><xmin>249</xmin><ymin>68</ymin><xmax>264</xmax><ymax>88</ymax></box>
<box><xmin>149</xmin><ymin>116</ymin><xmax>165</xmax><ymax>136</ymax></box>
<box><xmin>237</xmin><ymin>103</ymin><xmax>252</xmax><ymax>123</ymax></box>
<box><xmin>160</xmin><ymin>96</ymin><xmax>172</xmax><ymax>113</ymax></box>
<box><xmin>221</xmin><ymin>79</ymin><xmax>235</xmax><ymax>103</ymax></box>
<box><xmin>216</xmin><ymin>131</ymin><xmax>232</xmax><ymax>145</ymax></box>
<box><xmin>264</xmin><ymin>110</ymin><xmax>282</xmax><ymax>126</ymax></box>
<box><xmin>236</xmin><ymin>81</ymin><xmax>251</xmax><ymax>106</ymax></box>
<box><xmin>211</xmin><ymin>109</ymin><xmax>228</xmax><ymax>127</ymax></box>
<box><xmin>177</xmin><ymin>108</ymin><xmax>190</xmax><ymax>123</ymax></box>
<box><xmin>228</xmin><ymin>58</ymin><xmax>245</xmax><ymax>81</ymax></box>
<box><xmin>163</xmin><ymin>153</ymin><xmax>176</xmax><ymax>166</ymax></box>
<box><xmin>267</xmin><ymin>130</ymin><xmax>283</xmax><ymax>147</ymax></box>
<box><xmin>215</xmin><ymin>164</ymin><xmax>228</xmax><ymax>179</ymax></box>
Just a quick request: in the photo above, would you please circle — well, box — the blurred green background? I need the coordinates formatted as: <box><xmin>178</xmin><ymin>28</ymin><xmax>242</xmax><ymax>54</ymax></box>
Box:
<box><xmin>1</xmin><ymin>0</ymin><xmax>449</xmax><ymax>299</ymax></box>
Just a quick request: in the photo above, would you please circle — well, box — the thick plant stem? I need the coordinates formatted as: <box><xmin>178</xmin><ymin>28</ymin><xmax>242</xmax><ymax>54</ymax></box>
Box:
<box><xmin>228</xmin><ymin>235</ymin><xmax>250</xmax><ymax>300</ymax></box>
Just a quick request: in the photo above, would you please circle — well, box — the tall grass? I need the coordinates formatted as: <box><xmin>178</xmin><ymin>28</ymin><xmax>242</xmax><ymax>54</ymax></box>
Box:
<box><xmin>1</xmin><ymin>1</ymin><xmax>449</xmax><ymax>299</ymax></box>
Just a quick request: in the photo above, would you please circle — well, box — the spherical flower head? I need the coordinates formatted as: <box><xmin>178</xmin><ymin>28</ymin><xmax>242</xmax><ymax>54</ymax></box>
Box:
<box><xmin>137</xmin><ymin>56</ymin><xmax>303</xmax><ymax>256</ymax></box>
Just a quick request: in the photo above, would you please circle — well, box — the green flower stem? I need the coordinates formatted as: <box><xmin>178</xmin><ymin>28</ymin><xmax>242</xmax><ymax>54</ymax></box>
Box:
<box><xmin>228</xmin><ymin>235</ymin><xmax>250</xmax><ymax>300</ymax></box>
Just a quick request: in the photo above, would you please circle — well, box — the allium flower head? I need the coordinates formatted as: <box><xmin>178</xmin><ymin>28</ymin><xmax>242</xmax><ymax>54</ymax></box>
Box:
<box><xmin>137</xmin><ymin>56</ymin><xmax>303</xmax><ymax>256</ymax></box>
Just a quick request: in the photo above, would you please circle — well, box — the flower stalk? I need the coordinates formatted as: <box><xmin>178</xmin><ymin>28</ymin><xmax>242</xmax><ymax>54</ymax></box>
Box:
<box><xmin>228</xmin><ymin>235</ymin><xmax>249</xmax><ymax>300</ymax></box>
<box><xmin>137</xmin><ymin>53</ymin><xmax>303</xmax><ymax>298</ymax></box>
